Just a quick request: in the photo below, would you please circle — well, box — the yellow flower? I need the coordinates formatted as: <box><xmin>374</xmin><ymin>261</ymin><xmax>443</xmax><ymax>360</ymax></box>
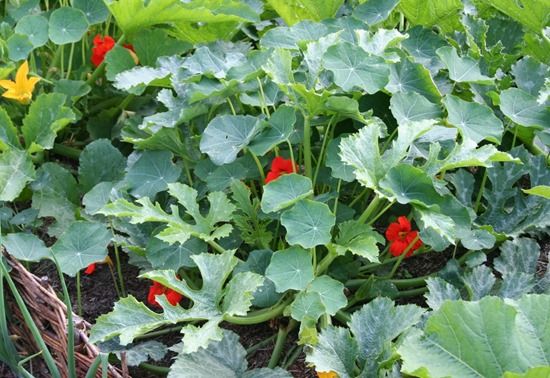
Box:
<box><xmin>0</xmin><ymin>61</ymin><xmax>40</xmax><ymax>104</ymax></box>
<box><xmin>317</xmin><ymin>372</ymin><xmax>339</xmax><ymax>378</ymax></box>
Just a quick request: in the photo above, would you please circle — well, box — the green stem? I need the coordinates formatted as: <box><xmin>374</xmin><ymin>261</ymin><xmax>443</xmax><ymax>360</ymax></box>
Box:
<box><xmin>366</xmin><ymin>200</ymin><xmax>395</xmax><ymax>226</ymax></box>
<box><xmin>302</xmin><ymin>112</ymin><xmax>313</xmax><ymax>180</ymax></box>
<box><xmin>393</xmin><ymin>286</ymin><xmax>427</xmax><ymax>299</ymax></box>
<box><xmin>268</xmin><ymin>320</ymin><xmax>295</xmax><ymax>369</ymax></box>
<box><xmin>286</xmin><ymin>139</ymin><xmax>297</xmax><ymax>173</ymax></box>
<box><xmin>315</xmin><ymin>244</ymin><xmax>338</xmax><ymax>275</ymax></box>
<box><xmin>65</xmin><ymin>43</ymin><xmax>75</xmax><ymax>79</ymax></box>
<box><xmin>224</xmin><ymin>297</ymin><xmax>291</xmax><ymax>325</ymax></box>
<box><xmin>349</xmin><ymin>188</ymin><xmax>370</xmax><ymax>207</ymax></box>
<box><xmin>248</xmin><ymin>149</ymin><xmax>266</xmax><ymax>182</ymax></box>
<box><xmin>474</xmin><ymin>168</ymin><xmax>488</xmax><ymax>213</ymax></box>
<box><xmin>282</xmin><ymin>345</ymin><xmax>303</xmax><ymax>369</ymax></box>
<box><xmin>346</xmin><ymin>275</ymin><xmax>429</xmax><ymax>289</ymax></box>
<box><xmin>246</xmin><ymin>333</ymin><xmax>278</xmax><ymax>355</ymax></box>
<box><xmin>208</xmin><ymin>240</ymin><xmax>226</xmax><ymax>253</ymax></box>
<box><xmin>135</xmin><ymin>326</ymin><xmax>183</xmax><ymax>341</ymax></box>
<box><xmin>113</xmin><ymin>242</ymin><xmax>126</xmax><ymax>297</ymax></box>
<box><xmin>357</xmin><ymin>195</ymin><xmax>383</xmax><ymax>224</ymax></box>
<box><xmin>46</xmin><ymin>46</ymin><xmax>62</xmax><ymax>79</ymax></box>
<box><xmin>52</xmin><ymin>143</ymin><xmax>81</xmax><ymax>160</ymax></box>
<box><xmin>139</xmin><ymin>362</ymin><xmax>169</xmax><ymax>375</ymax></box>
<box><xmin>312</xmin><ymin>115</ymin><xmax>336</xmax><ymax>187</ymax></box>
<box><xmin>334</xmin><ymin>310</ymin><xmax>351</xmax><ymax>324</ymax></box>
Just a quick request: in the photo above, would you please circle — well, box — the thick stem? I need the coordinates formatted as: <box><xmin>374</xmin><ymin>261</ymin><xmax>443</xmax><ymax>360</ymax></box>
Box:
<box><xmin>302</xmin><ymin>112</ymin><xmax>313</xmax><ymax>180</ymax></box>
<box><xmin>315</xmin><ymin>244</ymin><xmax>338</xmax><ymax>275</ymax></box>
<box><xmin>52</xmin><ymin>143</ymin><xmax>81</xmax><ymax>160</ymax></box>
<box><xmin>357</xmin><ymin>194</ymin><xmax>383</xmax><ymax>224</ymax></box>
<box><xmin>388</xmin><ymin>235</ymin><xmax>420</xmax><ymax>279</ymax></box>
<box><xmin>76</xmin><ymin>271</ymin><xmax>82</xmax><ymax>316</ymax></box>
<box><xmin>224</xmin><ymin>297</ymin><xmax>292</xmax><ymax>325</ymax></box>
<box><xmin>246</xmin><ymin>333</ymin><xmax>278</xmax><ymax>355</ymax></box>
<box><xmin>268</xmin><ymin>320</ymin><xmax>295</xmax><ymax>369</ymax></box>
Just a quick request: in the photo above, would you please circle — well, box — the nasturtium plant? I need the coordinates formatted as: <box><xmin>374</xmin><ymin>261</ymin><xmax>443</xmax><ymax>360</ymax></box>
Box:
<box><xmin>0</xmin><ymin>0</ymin><xmax>549</xmax><ymax>377</ymax></box>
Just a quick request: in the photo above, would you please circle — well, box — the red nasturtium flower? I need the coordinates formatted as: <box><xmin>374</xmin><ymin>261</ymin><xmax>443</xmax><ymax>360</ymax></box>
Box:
<box><xmin>84</xmin><ymin>263</ymin><xmax>96</xmax><ymax>275</ymax></box>
<box><xmin>385</xmin><ymin>216</ymin><xmax>422</xmax><ymax>257</ymax></box>
<box><xmin>265</xmin><ymin>156</ymin><xmax>298</xmax><ymax>184</ymax></box>
<box><xmin>147</xmin><ymin>281</ymin><xmax>183</xmax><ymax>308</ymax></box>
<box><xmin>91</xmin><ymin>35</ymin><xmax>138</xmax><ymax>67</ymax></box>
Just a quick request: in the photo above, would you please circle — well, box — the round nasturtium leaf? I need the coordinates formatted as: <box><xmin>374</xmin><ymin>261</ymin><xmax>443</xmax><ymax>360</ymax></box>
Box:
<box><xmin>15</xmin><ymin>14</ymin><xmax>49</xmax><ymax>48</ymax></box>
<box><xmin>72</xmin><ymin>0</ymin><xmax>110</xmax><ymax>25</ymax></box>
<box><xmin>48</xmin><ymin>7</ymin><xmax>89</xmax><ymax>45</ymax></box>
<box><xmin>265</xmin><ymin>246</ymin><xmax>315</xmax><ymax>293</ymax></box>
<box><xmin>7</xmin><ymin>34</ymin><xmax>33</xmax><ymax>61</ymax></box>
<box><xmin>261</xmin><ymin>173</ymin><xmax>313</xmax><ymax>213</ymax></box>
<box><xmin>281</xmin><ymin>199</ymin><xmax>336</xmax><ymax>248</ymax></box>
<box><xmin>3</xmin><ymin>232</ymin><xmax>51</xmax><ymax>262</ymax></box>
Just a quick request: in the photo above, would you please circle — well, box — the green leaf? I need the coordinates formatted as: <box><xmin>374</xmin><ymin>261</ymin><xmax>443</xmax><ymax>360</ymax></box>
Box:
<box><xmin>90</xmin><ymin>295</ymin><xmax>165</xmax><ymax>345</ymax></box>
<box><xmin>131</xmin><ymin>29</ymin><xmax>191</xmax><ymax>67</ymax></box>
<box><xmin>222</xmin><ymin>272</ymin><xmax>265</xmax><ymax>316</ymax></box>
<box><xmin>205</xmin><ymin>162</ymin><xmax>248</xmax><ymax>192</ymax></box>
<box><xmin>78</xmin><ymin>139</ymin><xmax>126</xmax><ymax>192</ymax></box>
<box><xmin>266</xmin><ymin>0</ymin><xmax>343</xmax><ymax>25</ymax></box>
<box><xmin>390</xmin><ymin>92</ymin><xmax>442</xmax><ymax>126</ymax></box>
<box><xmin>290</xmin><ymin>291</ymin><xmax>326</xmax><ymax>322</ymax></box>
<box><xmin>353</xmin><ymin>0</ymin><xmax>400</xmax><ymax>26</ymax></box>
<box><xmin>462</xmin><ymin>265</ymin><xmax>496</xmax><ymax>300</ymax></box>
<box><xmin>168</xmin><ymin>330</ymin><xmax>291</xmax><ymax>378</ymax></box>
<box><xmin>379</xmin><ymin>164</ymin><xmax>441</xmax><ymax>205</ymax></box>
<box><xmin>0</xmin><ymin>107</ymin><xmax>22</xmax><ymax>150</ymax></box>
<box><xmin>436</xmin><ymin>46</ymin><xmax>492</xmax><ymax>84</ymax></box>
<box><xmin>500</xmin><ymin>88</ymin><xmax>550</xmax><ymax>128</ymax></box>
<box><xmin>424</xmin><ymin>277</ymin><xmax>461</xmax><ymax>310</ymax></box>
<box><xmin>248</xmin><ymin>105</ymin><xmax>296</xmax><ymax>156</ymax></box>
<box><xmin>125</xmin><ymin>151</ymin><xmax>182</xmax><ymax>198</ymax></box>
<box><xmin>326</xmin><ymin>137</ymin><xmax>355</xmax><ymax>182</ymax></box>
<box><xmin>386</xmin><ymin>59</ymin><xmax>441</xmax><ymax>103</ymax></box>
<box><xmin>523</xmin><ymin>185</ymin><xmax>550</xmax><ymax>199</ymax></box>
<box><xmin>261</xmin><ymin>21</ymin><xmax>329</xmax><ymax>50</ymax></box>
<box><xmin>494</xmin><ymin>238</ymin><xmax>539</xmax><ymax>299</ymax></box>
<box><xmin>323</xmin><ymin>42</ymin><xmax>390</xmax><ymax>94</ymax></box>
<box><xmin>48</xmin><ymin>7</ymin><xmax>89</xmax><ymax>45</ymax></box>
<box><xmin>183</xmin><ymin>43</ymin><xmax>248</xmax><ymax>79</ymax></box>
<box><xmin>350</xmin><ymin>297</ymin><xmax>425</xmax><ymax>367</ymax></box>
<box><xmin>334</xmin><ymin>220</ymin><xmax>384</xmax><ymax>262</ymax></box>
<box><xmin>82</xmin><ymin>182</ymin><xmax>116</xmax><ymax>215</ymax></box>
<box><xmin>263</xmin><ymin>48</ymin><xmax>294</xmax><ymax>85</ymax></box>
<box><xmin>200</xmin><ymin>115</ymin><xmax>262</xmax><ymax>165</ymax></box>
<box><xmin>146</xmin><ymin>237</ymin><xmax>206</xmax><ymax>270</ymax></box>
<box><xmin>113</xmin><ymin>341</ymin><xmax>167</xmax><ymax>367</ymax></box>
<box><xmin>281</xmin><ymin>199</ymin><xmax>336</xmax><ymax>248</ymax></box>
<box><xmin>308</xmin><ymin>275</ymin><xmax>347</xmax><ymax>316</ymax></box>
<box><xmin>22</xmin><ymin>93</ymin><xmax>76</xmax><ymax>153</ymax></box>
<box><xmin>399</xmin><ymin>295</ymin><xmax>550</xmax><ymax>377</ymax></box>
<box><xmin>444</xmin><ymin>95</ymin><xmax>503</xmax><ymax>144</ymax></box>
<box><xmin>306</xmin><ymin>326</ymin><xmax>357</xmax><ymax>378</ymax></box>
<box><xmin>7</xmin><ymin>34</ymin><xmax>33</xmax><ymax>61</ymax></box>
<box><xmin>51</xmin><ymin>221</ymin><xmax>111</xmax><ymax>276</ymax></box>
<box><xmin>3</xmin><ymin>233</ymin><xmax>50</xmax><ymax>262</ymax></box>
<box><xmin>261</xmin><ymin>174</ymin><xmax>313</xmax><ymax>213</ymax></box>
<box><xmin>478</xmin><ymin>0</ymin><xmax>549</xmax><ymax>32</ymax></box>
<box><xmin>15</xmin><ymin>14</ymin><xmax>49</xmax><ymax>47</ymax></box>
<box><xmin>511</xmin><ymin>57</ymin><xmax>549</xmax><ymax>97</ymax></box>
<box><xmin>105</xmin><ymin>45</ymin><xmax>137</xmax><ymax>81</ymax></box>
<box><xmin>399</xmin><ymin>0</ymin><xmax>462</xmax><ymax>32</ymax></box>
<box><xmin>402</xmin><ymin>26</ymin><xmax>446</xmax><ymax>73</ymax></box>
<box><xmin>0</xmin><ymin>149</ymin><xmax>35</xmax><ymax>202</ymax></box>
<box><xmin>72</xmin><ymin>0</ymin><xmax>110</xmax><ymax>25</ymax></box>
<box><xmin>234</xmin><ymin>250</ymin><xmax>281</xmax><ymax>308</ymax></box>
<box><xmin>265</xmin><ymin>246</ymin><xmax>315</xmax><ymax>292</ymax></box>
<box><xmin>505</xmin><ymin>367</ymin><xmax>550</xmax><ymax>378</ymax></box>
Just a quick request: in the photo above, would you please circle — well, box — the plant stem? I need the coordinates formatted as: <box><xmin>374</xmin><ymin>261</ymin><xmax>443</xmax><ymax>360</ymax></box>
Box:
<box><xmin>53</xmin><ymin>143</ymin><xmax>81</xmax><ymax>160</ymax></box>
<box><xmin>474</xmin><ymin>168</ymin><xmax>488</xmax><ymax>213</ymax></box>
<box><xmin>268</xmin><ymin>320</ymin><xmax>295</xmax><ymax>368</ymax></box>
<box><xmin>282</xmin><ymin>345</ymin><xmax>303</xmax><ymax>369</ymax></box>
<box><xmin>286</xmin><ymin>139</ymin><xmax>297</xmax><ymax>173</ymax></box>
<box><xmin>312</xmin><ymin>115</ymin><xmax>336</xmax><ymax>187</ymax></box>
<box><xmin>302</xmin><ymin>112</ymin><xmax>313</xmax><ymax>180</ymax></box>
<box><xmin>139</xmin><ymin>362</ymin><xmax>169</xmax><ymax>375</ymax></box>
<box><xmin>208</xmin><ymin>240</ymin><xmax>226</xmax><ymax>253</ymax></box>
<box><xmin>366</xmin><ymin>200</ymin><xmax>395</xmax><ymax>226</ymax></box>
<box><xmin>315</xmin><ymin>244</ymin><xmax>338</xmax><ymax>275</ymax></box>
<box><xmin>248</xmin><ymin>149</ymin><xmax>265</xmax><ymax>182</ymax></box>
<box><xmin>113</xmin><ymin>242</ymin><xmax>126</xmax><ymax>297</ymax></box>
<box><xmin>346</xmin><ymin>275</ymin><xmax>429</xmax><ymax>289</ymax></box>
<box><xmin>65</xmin><ymin>43</ymin><xmax>75</xmax><ymax>79</ymax></box>
<box><xmin>76</xmin><ymin>271</ymin><xmax>82</xmax><ymax>316</ymax></box>
<box><xmin>246</xmin><ymin>333</ymin><xmax>278</xmax><ymax>355</ymax></box>
<box><xmin>135</xmin><ymin>326</ymin><xmax>183</xmax><ymax>341</ymax></box>
<box><xmin>349</xmin><ymin>188</ymin><xmax>370</xmax><ymax>207</ymax></box>
<box><xmin>393</xmin><ymin>286</ymin><xmax>427</xmax><ymax>299</ymax></box>
<box><xmin>224</xmin><ymin>297</ymin><xmax>292</xmax><ymax>325</ymax></box>
<box><xmin>357</xmin><ymin>194</ymin><xmax>383</xmax><ymax>224</ymax></box>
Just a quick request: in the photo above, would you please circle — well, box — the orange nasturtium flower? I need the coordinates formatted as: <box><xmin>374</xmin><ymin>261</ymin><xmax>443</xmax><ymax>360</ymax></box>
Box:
<box><xmin>317</xmin><ymin>371</ymin><xmax>339</xmax><ymax>378</ymax></box>
<box><xmin>0</xmin><ymin>61</ymin><xmax>40</xmax><ymax>104</ymax></box>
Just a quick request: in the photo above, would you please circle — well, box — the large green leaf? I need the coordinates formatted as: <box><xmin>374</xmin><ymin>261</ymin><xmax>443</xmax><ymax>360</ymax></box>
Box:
<box><xmin>398</xmin><ymin>0</ymin><xmax>462</xmax><ymax>32</ymax></box>
<box><xmin>21</xmin><ymin>93</ymin><xmax>76</xmax><ymax>153</ymax></box>
<box><xmin>266</xmin><ymin>0</ymin><xmax>343</xmax><ymax>25</ymax></box>
<box><xmin>323</xmin><ymin>42</ymin><xmax>390</xmax><ymax>94</ymax></box>
<box><xmin>7</xmin><ymin>34</ymin><xmax>33</xmax><ymax>61</ymax></box>
<box><xmin>15</xmin><ymin>14</ymin><xmax>49</xmax><ymax>48</ymax></box>
<box><xmin>334</xmin><ymin>220</ymin><xmax>385</xmax><ymax>262</ymax></box>
<box><xmin>261</xmin><ymin>174</ymin><xmax>313</xmax><ymax>213</ymax></box>
<box><xmin>200</xmin><ymin>115</ymin><xmax>263</xmax><ymax>165</ymax></box>
<box><xmin>386</xmin><ymin>59</ymin><xmax>441</xmax><ymax>103</ymax></box>
<box><xmin>131</xmin><ymin>29</ymin><xmax>191</xmax><ymax>67</ymax></box>
<box><xmin>478</xmin><ymin>0</ymin><xmax>549</xmax><ymax>32</ymax></box>
<box><xmin>0</xmin><ymin>108</ymin><xmax>22</xmax><ymax>151</ymax></box>
<box><xmin>3</xmin><ymin>233</ymin><xmax>50</xmax><ymax>262</ymax></box>
<box><xmin>500</xmin><ymin>88</ymin><xmax>550</xmax><ymax>128</ymax></box>
<box><xmin>0</xmin><ymin>149</ymin><xmax>35</xmax><ymax>201</ymax></box>
<box><xmin>436</xmin><ymin>46</ymin><xmax>492</xmax><ymax>84</ymax></box>
<box><xmin>444</xmin><ymin>95</ymin><xmax>503</xmax><ymax>143</ymax></box>
<box><xmin>51</xmin><ymin>221</ymin><xmax>111</xmax><ymax>276</ymax></box>
<box><xmin>265</xmin><ymin>246</ymin><xmax>314</xmax><ymax>292</ymax></box>
<box><xmin>72</xmin><ymin>0</ymin><xmax>110</xmax><ymax>25</ymax></box>
<box><xmin>248</xmin><ymin>105</ymin><xmax>296</xmax><ymax>156</ymax></box>
<box><xmin>389</xmin><ymin>92</ymin><xmax>442</xmax><ymax>126</ymax></box>
<box><xmin>125</xmin><ymin>150</ymin><xmax>181</xmax><ymax>198</ymax></box>
<box><xmin>78</xmin><ymin>139</ymin><xmax>126</xmax><ymax>192</ymax></box>
<box><xmin>281</xmin><ymin>199</ymin><xmax>336</xmax><ymax>248</ymax></box>
<box><xmin>399</xmin><ymin>295</ymin><xmax>550</xmax><ymax>377</ymax></box>
<box><xmin>352</xmin><ymin>0</ymin><xmax>400</xmax><ymax>26</ymax></box>
<box><xmin>168</xmin><ymin>330</ymin><xmax>291</xmax><ymax>378</ymax></box>
<box><xmin>48</xmin><ymin>7</ymin><xmax>89</xmax><ymax>45</ymax></box>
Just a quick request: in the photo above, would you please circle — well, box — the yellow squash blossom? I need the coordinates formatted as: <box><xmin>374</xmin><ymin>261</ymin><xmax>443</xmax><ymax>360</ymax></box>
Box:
<box><xmin>317</xmin><ymin>372</ymin><xmax>339</xmax><ymax>378</ymax></box>
<box><xmin>0</xmin><ymin>61</ymin><xmax>40</xmax><ymax>104</ymax></box>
